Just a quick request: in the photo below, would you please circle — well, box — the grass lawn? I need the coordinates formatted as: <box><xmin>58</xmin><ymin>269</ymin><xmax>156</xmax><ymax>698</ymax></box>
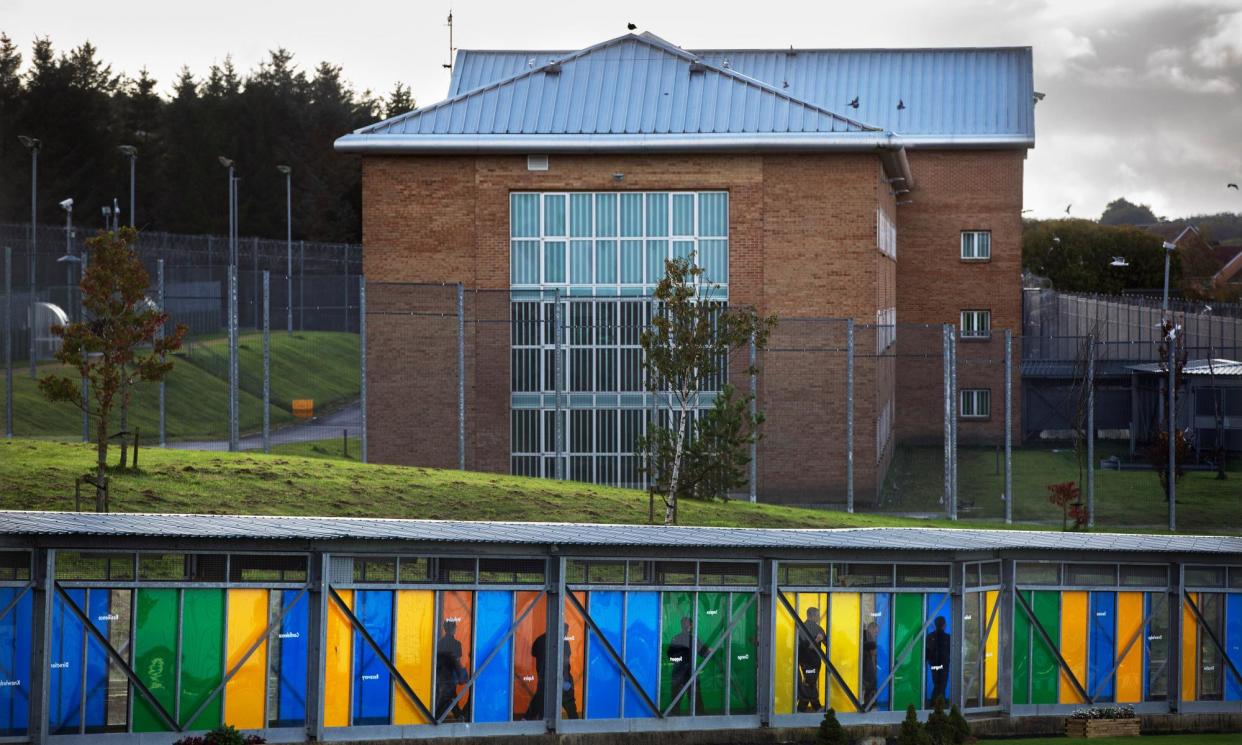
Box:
<box><xmin>0</xmin><ymin>331</ymin><xmax>357</xmax><ymax>443</ymax></box>
<box><xmin>981</xmin><ymin>736</ymin><xmax>1242</xmax><ymax>744</ymax></box>
<box><xmin>881</xmin><ymin>443</ymin><xmax>1241</xmax><ymax>532</ymax></box>
<box><xmin>0</xmin><ymin>438</ymin><xmax>999</xmax><ymax>529</ymax></box>
<box><xmin>268</xmin><ymin>437</ymin><xmax>360</xmax><ymax>461</ymax></box>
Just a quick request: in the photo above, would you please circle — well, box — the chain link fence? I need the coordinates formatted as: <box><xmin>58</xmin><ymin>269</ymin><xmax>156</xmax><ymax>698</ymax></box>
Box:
<box><xmin>5</xmin><ymin>267</ymin><xmax>1240</xmax><ymax>530</ymax></box>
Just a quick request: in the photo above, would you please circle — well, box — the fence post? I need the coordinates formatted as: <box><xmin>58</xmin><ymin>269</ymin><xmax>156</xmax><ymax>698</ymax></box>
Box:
<box><xmin>80</xmin><ymin>254</ymin><xmax>88</xmax><ymax>444</ymax></box>
<box><xmin>287</xmin><ymin>233</ymin><xmax>293</xmax><ymax>338</ymax></box>
<box><xmin>359</xmin><ymin>277</ymin><xmax>367</xmax><ymax>464</ymax></box>
<box><xmin>262</xmin><ymin>270</ymin><xmax>271</xmax><ymax>454</ymax></box>
<box><xmin>252</xmin><ymin>236</ymin><xmax>259</xmax><ymax>330</ymax></box>
<box><xmin>845</xmin><ymin>319</ymin><xmax>854</xmax><ymax>513</ymax></box>
<box><xmin>4</xmin><ymin>246</ymin><xmax>12</xmax><ymax>438</ymax></box>
<box><xmin>553</xmin><ymin>290</ymin><xmax>563</xmax><ymax>480</ymax></box>
<box><xmin>343</xmin><ymin>249</ymin><xmax>350</xmax><ymax>333</ymax></box>
<box><xmin>157</xmin><ymin>259</ymin><xmax>166</xmax><ymax>447</ymax></box>
<box><xmin>1086</xmin><ymin>333</ymin><xmax>1095</xmax><ymax>529</ymax></box>
<box><xmin>943</xmin><ymin>325</ymin><xmax>952</xmax><ymax>512</ymax></box>
<box><xmin>1004</xmin><ymin>329</ymin><xmax>1013</xmax><ymax>525</ymax></box>
<box><xmin>457</xmin><ymin>282</ymin><xmax>465</xmax><ymax>471</ymax></box>
<box><xmin>228</xmin><ymin>264</ymin><xmax>239</xmax><ymax>452</ymax></box>
<box><xmin>299</xmin><ymin>240</ymin><xmax>305</xmax><ymax>332</ymax></box>
<box><xmin>748</xmin><ymin>330</ymin><xmax>758</xmax><ymax>504</ymax></box>
<box><xmin>950</xmin><ymin>325</ymin><xmax>958</xmax><ymax>521</ymax></box>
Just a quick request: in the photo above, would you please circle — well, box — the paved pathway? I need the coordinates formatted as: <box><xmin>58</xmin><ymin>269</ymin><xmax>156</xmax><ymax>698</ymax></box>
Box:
<box><xmin>172</xmin><ymin>400</ymin><xmax>361</xmax><ymax>451</ymax></box>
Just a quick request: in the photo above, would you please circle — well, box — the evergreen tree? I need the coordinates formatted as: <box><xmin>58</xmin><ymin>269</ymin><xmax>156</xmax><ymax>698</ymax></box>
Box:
<box><xmin>925</xmin><ymin>697</ymin><xmax>950</xmax><ymax>745</ymax></box>
<box><xmin>385</xmin><ymin>82</ymin><xmax>415</xmax><ymax>118</ymax></box>
<box><xmin>815</xmin><ymin>708</ymin><xmax>849</xmax><ymax>745</ymax></box>
<box><xmin>897</xmin><ymin>704</ymin><xmax>932</xmax><ymax>745</ymax></box>
<box><xmin>947</xmin><ymin>703</ymin><xmax>971</xmax><ymax>745</ymax></box>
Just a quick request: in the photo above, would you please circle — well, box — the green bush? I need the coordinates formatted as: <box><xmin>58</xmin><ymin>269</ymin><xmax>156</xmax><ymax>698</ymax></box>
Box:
<box><xmin>172</xmin><ymin>725</ymin><xmax>265</xmax><ymax>745</ymax></box>
<box><xmin>948</xmin><ymin>703</ymin><xmax>971</xmax><ymax>744</ymax></box>
<box><xmin>897</xmin><ymin>704</ymin><xmax>932</xmax><ymax>745</ymax></box>
<box><xmin>926</xmin><ymin>697</ymin><xmax>949</xmax><ymax>745</ymax></box>
<box><xmin>816</xmin><ymin>707</ymin><xmax>849</xmax><ymax>745</ymax></box>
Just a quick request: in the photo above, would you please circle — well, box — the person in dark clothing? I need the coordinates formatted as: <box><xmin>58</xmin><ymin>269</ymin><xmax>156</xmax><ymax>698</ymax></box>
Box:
<box><xmin>926</xmin><ymin>615</ymin><xmax>951</xmax><ymax>707</ymax></box>
<box><xmin>666</xmin><ymin>617</ymin><xmax>706</xmax><ymax>715</ymax></box>
<box><xmin>524</xmin><ymin>623</ymin><xmax>579</xmax><ymax>720</ymax></box>
<box><xmin>797</xmin><ymin>607</ymin><xmax>827</xmax><ymax>713</ymax></box>
<box><xmin>435</xmin><ymin>620</ymin><xmax>468</xmax><ymax>722</ymax></box>
<box><xmin>862</xmin><ymin>621</ymin><xmax>880</xmax><ymax>707</ymax></box>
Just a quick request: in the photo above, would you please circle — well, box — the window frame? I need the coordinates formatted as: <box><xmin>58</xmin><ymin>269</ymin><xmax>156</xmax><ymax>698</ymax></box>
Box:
<box><xmin>959</xmin><ymin>309</ymin><xmax>992</xmax><ymax>339</ymax></box>
<box><xmin>959</xmin><ymin>388</ymin><xmax>992</xmax><ymax>420</ymax></box>
<box><xmin>960</xmin><ymin>230</ymin><xmax>991</xmax><ymax>261</ymax></box>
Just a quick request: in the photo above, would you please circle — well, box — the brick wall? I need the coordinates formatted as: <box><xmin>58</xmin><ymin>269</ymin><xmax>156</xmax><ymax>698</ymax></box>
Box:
<box><xmin>361</xmin><ymin>149</ymin><xmax>1022</xmax><ymax>503</ymax></box>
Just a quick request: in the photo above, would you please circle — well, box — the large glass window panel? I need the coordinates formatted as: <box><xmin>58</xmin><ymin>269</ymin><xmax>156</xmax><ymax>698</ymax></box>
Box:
<box><xmin>273</xmin><ymin>590</ymin><xmax>309</xmax><ymax>727</ymax></box>
<box><xmin>700</xmin><ymin>239</ymin><xmax>728</xmax><ymax>285</ymax></box>
<box><xmin>620</xmin><ymin>194</ymin><xmax>643</xmax><ymax>237</ymax></box>
<box><xmin>511</xmin><ymin>241</ymin><xmax>539</xmax><ymax>284</ymax></box>
<box><xmin>0</xmin><ymin>587</ymin><xmax>32</xmax><ymax>736</ymax></box>
<box><xmin>672</xmin><ymin>194</ymin><xmax>695</xmax><ymax>236</ymax></box>
<box><xmin>570</xmin><ymin>193</ymin><xmax>593</xmax><ymax>237</ymax></box>
<box><xmin>595</xmin><ymin>194</ymin><xmax>618</xmax><ymax>236</ymax></box>
<box><xmin>1088</xmin><ymin>592</ymin><xmax>1117</xmax><ymax>703</ymax></box>
<box><xmin>511</xmin><ymin>194</ymin><xmax>540</xmax><ymax>237</ymax></box>
<box><xmin>133</xmin><ymin>589</ymin><xmax>178</xmax><ymax>732</ymax></box>
<box><xmin>729</xmin><ymin>593</ymin><xmax>758</xmax><ymax>714</ymax></box>
<box><xmin>645</xmin><ymin>193</ymin><xmax>669</xmax><ymax>237</ymax></box>
<box><xmin>585</xmin><ymin>591</ymin><xmax>623</xmax><ymax>719</ymax></box>
<box><xmin>544</xmin><ymin>194</ymin><xmax>566</xmax><ymax>237</ymax></box>
<box><xmin>511</xmin><ymin>591</ymin><xmax>546</xmax><ymax>721</ymax></box>
<box><xmin>660</xmin><ymin>591</ymin><xmax>695</xmax><ymax>715</ymax></box>
<box><xmin>1198</xmin><ymin>593</ymin><xmax>1225</xmax><ymax>701</ymax></box>
<box><xmin>1115</xmin><ymin>592</ymin><xmax>1145</xmax><ymax>704</ymax></box>
<box><xmin>698</xmin><ymin>192</ymin><xmax>728</xmax><ymax>237</ymax></box>
<box><xmin>473</xmin><ymin>591</ymin><xmax>514</xmax><ymax>723</ymax></box>
<box><xmin>963</xmin><ymin>593</ymin><xmax>983</xmax><ymax>708</ymax></box>
<box><xmin>624</xmin><ymin>592</ymin><xmax>660</xmax><ymax>718</ymax></box>
<box><xmin>352</xmin><ymin>591</ymin><xmax>393</xmax><ymax>725</ymax></box>
<box><xmin>570</xmin><ymin>240</ymin><xmax>593</xmax><ymax>285</ymax></box>
<box><xmin>696</xmin><ymin>592</ymin><xmax>728</xmax><ymax>715</ymax></box>
<box><xmin>828</xmin><ymin>593</ymin><xmax>861</xmax><ymax>712</ymax></box>
<box><xmin>436</xmin><ymin>591</ymin><xmax>473</xmax><ymax>722</ymax></box>
<box><xmin>595</xmin><ymin>240</ymin><xmax>617</xmax><ymax>285</ymax></box>
<box><xmin>620</xmin><ymin>240</ymin><xmax>644</xmax><ymax>284</ymax></box>
<box><xmin>645</xmin><ymin>240</ymin><xmax>668</xmax><ymax>285</ymax></box>
<box><xmin>544</xmin><ymin>241</ymin><xmax>566</xmax><ymax>284</ymax></box>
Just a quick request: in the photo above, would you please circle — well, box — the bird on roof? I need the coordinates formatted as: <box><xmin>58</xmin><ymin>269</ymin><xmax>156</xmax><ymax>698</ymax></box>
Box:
<box><xmin>627</xmin><ymin>22</ymin><xmax>637</xmax><ymax>30</ymax></box>
<box><xmin>1065</xmin><ymin>203</ymin><xmax>1072</xmax><ymax>214</ymax></box>
<box><xmin>1229</xmin><ymin>183</ymin><xmax>1239</xmax><ymax>190</ymax></box>
<box><xmin>848</xmin><ymin>96</ymin><xmax>860</xmax><ymax>108</ymax></box>
<box><xmin>897</xmin><ymin>99</ymin><xmax>906</xmax><ymax>110</ymax></box>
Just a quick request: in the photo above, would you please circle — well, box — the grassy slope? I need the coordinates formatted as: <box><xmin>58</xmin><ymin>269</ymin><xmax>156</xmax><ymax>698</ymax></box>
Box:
<box><xmin>0</xmin><ymin>331</ymin><xmax>357</xmax><ymax>442</ymax></box>
<box><xmin>0</xmin><ymin>439</ymin><xmax>987</xmax><ymax>529</ymax></box>
<box><xmin>882</xmin><ymin>443</ymin><xmax>1240</xmax><ymax>532</ymax></box>
<box><xmin>982</xmin><ymin>737</ymin><xmax>1240</xmax><ymax>745</ymax></box>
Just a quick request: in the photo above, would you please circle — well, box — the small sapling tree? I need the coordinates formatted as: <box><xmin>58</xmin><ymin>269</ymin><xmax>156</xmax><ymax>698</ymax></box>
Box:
<box><xmin>39</xmin><ymin>228</ymin><xmax>187</xmax><ymax>511</ymax></box>
<box><xmin>639</xmin><ymin>254</ymin><xmax>774</xmax><ymax>525</ymax></box>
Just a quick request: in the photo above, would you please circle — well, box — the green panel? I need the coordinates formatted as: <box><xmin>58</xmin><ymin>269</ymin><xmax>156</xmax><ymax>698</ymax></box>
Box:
<box><xmin>1031</xmin><ymin>591</ymin><xmax>1061</xmax><ymax>705</ymax></box>
<box><xmin>660</xmin><ymin>591</ymin><xmax>694</xmax><ymax>714</ymax></box>
<box><xmin>696</xmin><ymin>593</ymin><xmax>727</xmax><ymax>715</ymax></box>
<box><xmin>133</xmin><ymin>589</ymin><xmax>178</xmax><ymax>732</ymax></box>
<box><xmin>728</xmin><ymin>594</ymin><xmax>757</xmax><ymax>714</ymax></box>
<box><xmin>179</xmin><ymin>589</ymin><xmax>224</xmax><ymax>730</ymax></box>
<box><xmin>891</xmin><ymin>594</ymin><xmax>924</xmax><ymax>711</ymax></box>
<box><xmin>1012</xmin><ymin>591</ymin><xmax>1032</xmax><ymax>705</ymax></box>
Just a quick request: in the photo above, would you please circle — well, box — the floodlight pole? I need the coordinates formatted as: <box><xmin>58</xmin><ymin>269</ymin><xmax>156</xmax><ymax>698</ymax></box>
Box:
<box><xmin>119</xmin><ymin>145</ymin><xmax>137</xmax><ymax>227</ymax></box>
<box><xmin>20</xmin><ymin>137</ymin><xmax>39</xmax><ymax>378</ymax></box>
<box><xmin>1162</xmin><ymin>242</ymin><xmax>1176</xmax><ymax>532</ymax></box>
<box><xmin>277</xmin><ymin>166</ymin><xmax>293</xmax><ymax>336</ymax></box>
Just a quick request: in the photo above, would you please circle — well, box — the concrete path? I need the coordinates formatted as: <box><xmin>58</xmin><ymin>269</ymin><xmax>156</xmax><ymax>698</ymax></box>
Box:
<box><xmin>171</xmin><ymin>400</ymin><xmax>361</xmax><ymax>452</ymax></box>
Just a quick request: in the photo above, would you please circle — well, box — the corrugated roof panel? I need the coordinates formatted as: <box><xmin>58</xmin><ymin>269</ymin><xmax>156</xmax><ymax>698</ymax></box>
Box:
<box><xmin>3</xmin><ymin>511</ymin><xmax>1240</xmax><ymax>556</ymax></box>
<box><xmin>361</xmin><ymin>35</ymin><xmax>876</xmax><ymax>139</ymax></box>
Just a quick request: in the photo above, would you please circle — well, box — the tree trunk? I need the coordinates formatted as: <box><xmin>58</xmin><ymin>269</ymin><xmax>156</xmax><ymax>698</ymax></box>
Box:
<box><xmin>663</xmin><ymin>401</ymin><xmax>690</xmax><ymax>526</ymax></box>
<box><xmin>95</xmin><ymin>416</ymin><xmax>109</xmax><ymax>512</ymax></box>
<box><xmin>117</xmin><ymin>374</ymin><xmax>130</xmax><ymax>467</ymax></box>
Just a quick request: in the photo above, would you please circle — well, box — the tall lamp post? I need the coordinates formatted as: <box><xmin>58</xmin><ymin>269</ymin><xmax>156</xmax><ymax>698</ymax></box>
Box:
<box><xmin>219</xmin><ymin>157</ymin><xmax>239</xmax><ymax>451</ymax></box>
<box><xmin>118</xmin><ymin>145</ymin><xmax>137</xmax><ymax>228</ymax></box>
<box><xmin>1160</xmin><ymin>239</ymin><xmax>1177</xmax><ymax>532</ymax></box>
<box><xmin>59</xmin><ymin>198</ymin><xmax>74</xmax><ymax>321</ymax></box>
<box><xmin>18</xmin><ymin>135</ymin><xmax>40</xmax><ymax>377</ymax></box>
<box><xmin>276</xmin><ymin>165</ymin><xmax>293</xmax><ymax>336</ymax></box>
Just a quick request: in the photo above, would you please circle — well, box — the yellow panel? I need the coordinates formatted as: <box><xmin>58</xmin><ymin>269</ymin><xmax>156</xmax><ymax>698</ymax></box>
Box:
<box><xmin>1115</xmin><ymin>592</ymin><xmax>1145</xmax><ymax>703</ymax></box>
<box><xmin>325</xmin><ymin>589</ymin><xmax>353</xmax><ymax>728</ymax></box>
<box><xmin>774</xmin><ymin>592</ymin><xmax>796</xmax><ymax>714</ymax></box>
<box><xmin>796</xmin><ymin>592</ymin><xmax>829</xmax><ymax>711</ymax></box>
<box><xmin>1182</xmin><ymin>593</ymin><xmax>1198</xmax><ymax>703</ymax></box>
<box><xmin>829</xmin><ymin>592</ymin><xmax>861</xmax><ymax>713</ymax></box>
<box><xmin>393</xmin><ymin>590</ymin><xmax>435</xmax><ymax>725</ymax></box>
<box><xmin>223</xmin><ymin>589</ymin><xmax>269</xmax><ymax>729</ymax></box>
<box><xmin>1059</xmin><ymin>591</ymin><xmax>1088</xmax><ymax>704</ymax></box>
<box><xmin>984</xmin><ymin>590</ymin><xmax>999</xmax><ymax>704</ymax></box>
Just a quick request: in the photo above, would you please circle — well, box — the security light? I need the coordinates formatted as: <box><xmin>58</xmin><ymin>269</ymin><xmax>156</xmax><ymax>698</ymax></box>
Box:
<box><xmin>218</xmin><ymin>156</ymin><xmax>235</xmax><ymax>168</ymax></box>
<box><xmin>1162</xmin><ymin>241</ymin><xmax>1176</xmax><ymax>251</ymax></box>
<box><xmin>276</xmin><ymin>164</ymin><xmax>292</xmax><ymax>174</ymax></box>
<box><xmin>1110</xmin><ymin>256</ymin><xmax>1129</xmax><ymax>267</ymax></box>
<box><xmin>18</xmin><ymin>135</ymin><xmax>41</xmax><ymax>149</ymax></box>
<box><xmin>118</xmin><ymin>144</ymin><xmax>137</xmax><ymax>157</ymax></box>
<box><xmin>59</xmin><ymin>198</ymin><xmax>74</xmax><ymax>212</ymax></box>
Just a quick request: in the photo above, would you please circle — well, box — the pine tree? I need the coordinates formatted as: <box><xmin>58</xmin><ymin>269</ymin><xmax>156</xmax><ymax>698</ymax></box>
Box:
<box><xmin>947</xmin><ymin>704</ymin><xmax>971</xmax><ymax>745</ymax></box>
<box><xmin>815</xmin><ymin>708</ymin><xmax>849</xmax><ymax>745</ymax></box>
<box><xmin>897</xmin><ymin>704</ymin><xmax>932</xmax><ymax>745</ymax></box>
<box><xmin>385</xmin><ymin>82</ymin><xmax>415</xmax><ymax>118</ymax></box>
<box><xmin>926</xmin><ymin>697</ymin><xmax>950</xmax><ymax>745</ymax></box>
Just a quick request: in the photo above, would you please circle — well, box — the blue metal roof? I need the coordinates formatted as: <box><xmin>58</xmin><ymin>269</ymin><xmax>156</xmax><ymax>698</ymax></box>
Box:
<box><xmin>448</xmin><ymin>43</ymin><xmax>1035</xmax><ymax>140</ymax></box>
<box><xmin>358</xmin><ymin>34</ymin><xmax>876</xmax><ymax>138</ymax></box>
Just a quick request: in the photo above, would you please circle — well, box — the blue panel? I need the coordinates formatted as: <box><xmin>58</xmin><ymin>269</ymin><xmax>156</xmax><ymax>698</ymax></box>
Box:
<box><xmin>352</xmin><ymin>591</ymin><xmax>393</xmax><ymax>725</ymax></box>
<box><xmin>84</xmin><ymin>590</ymin><xmax>111</xmax><ymax>730</ymax></box>
<box><xmin>874</xmin><ymin>593</ymin><xmax>892</xmax><ymax>710</ymax></box>
<box><xmin>50</xmin><ymin>589</ymin><xmax>84</xmax><ymax>733</ymax></box>
<box><xmin>1089</xmin><ymin>592</ymin><xmax>1116</xmax><ymax>702</ymax></box>
<box><xmin>586</xmin><ymin>591</ymin><xmax>623</xmax><ymax>719</ymax></box>
<box><xmin>925</xmin><ymin>593</ymin><xmax>951</xmax><ymax>703</ymax></box>
<box><xmin>0</xmin><ymin>588</ymin><xmax>32</xmax><ymax>735</ymax></box>
<box><xmin>1226</xmin><ymin>595</ymin><xmax>1242</xmax><ymax>701</ymax></box>
<box><xmin>277</xmin><ymin>591</ymin><xmax>309</xmax><ymax>727</ymax></box>
<box><xmin>473</xmin><ymin>591</ymin><xmax>514</xmax><ymax>723</ymax></box>
<box><xmin>624</xmin><ymin>592</ymin><xmax>660</xmax><ymax>718</ymax></box>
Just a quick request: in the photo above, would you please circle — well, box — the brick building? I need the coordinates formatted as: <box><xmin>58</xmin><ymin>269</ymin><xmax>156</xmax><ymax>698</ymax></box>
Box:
<box><xmin>336</xmin><ymin>32</ymin><xmax>1035</xmax><ymax>505</ymax></box>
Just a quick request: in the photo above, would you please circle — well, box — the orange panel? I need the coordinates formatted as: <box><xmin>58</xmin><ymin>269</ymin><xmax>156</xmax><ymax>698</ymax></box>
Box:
<box><xmin>1114</xmin><ymin>593</ymin><xmax>1144</xmax><ymax>703</ymax></box>
<box><xmin>1059</xmin><ymin>592</ymin><xmax>1088</xmax><ymax>704</ymax></box>
<box><xmin>324</xmin><ymin>590</ymin><xmax>352</xmax><ymax>727</ymax></box>
<box><xmin>512</xmin><ymin>591</ymin><xmax>547</xmax><ymax>721</ymax></box>
<box><xmin>1182</xmin><ymin>593</ymin><xmax>1198</xmax><ymax>703</ymax></box>
<box><xmin>223</xmin><ymin>589</ymin><xmax>269</xmax><ymax>729</ymax></box>
<box><xmin>563</xmin><ymin>591</ymin><xmax>586</xmax><ymax>718</ymax></box>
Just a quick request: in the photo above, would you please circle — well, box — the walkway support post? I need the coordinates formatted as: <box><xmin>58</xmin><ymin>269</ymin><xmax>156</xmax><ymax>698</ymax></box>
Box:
<box><xmin>457</xmin><ymin>282</ymin><xmax>465</xmax><ymax>471</ymax></box>
<box><xmin>157</xmin><ymin>259</ymin><xmax>166</xmax><ymax>447</ymax></box>
<box><xmin>943</xmin><ymin>324</ymin><xmax>952</xmax><ymax>514</ymax></box>
<box><xmin>749</xmin><ymin>330</ymin><xmax>758</xmax><ymax>503</ymax></box>
<box><xmin>1004</xmin><ymin>328</ymin><xmax>1013</xmax><ymax>524</ymax></box>
<box><xmin>1086</xmin><ymin>333</ymin><xmax>1095</xmax><ymax>528</ymax></box>
<box><xmin>228</xmin><ymin>264</ymin><xmax>239</xmax><ymax>452</ymax></box>
<box><xmin>4</xmin><ymin>246</ymin><xmax>11</xmax><ymax>439</ymax></box>
<box><xmin>845</xmin><ymin>318</ymin><xmax>855</xmax><ymax>513</ymax></box>
<box><xmin>359</xmin><ymin>277</ymin><xmax>367</xmax><ymax>464</ymax></box>
<box><xmin>262</xmin><ymin>270</ymin><xmax>270</xmax><ymax>454</ymax></box>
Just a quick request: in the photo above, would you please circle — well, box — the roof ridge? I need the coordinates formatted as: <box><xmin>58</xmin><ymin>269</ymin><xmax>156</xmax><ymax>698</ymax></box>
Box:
<box><xmin>362</xmin><ymin>32</ymin><xmax>882</xmax><ymax>136</ymax></box>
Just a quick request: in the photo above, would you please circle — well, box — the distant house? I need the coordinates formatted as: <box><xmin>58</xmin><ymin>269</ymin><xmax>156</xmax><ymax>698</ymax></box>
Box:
<box><xmin>1139</xmin><ymin>223</ymin><xmax>1242</xmax><ymax>299</ymax></box>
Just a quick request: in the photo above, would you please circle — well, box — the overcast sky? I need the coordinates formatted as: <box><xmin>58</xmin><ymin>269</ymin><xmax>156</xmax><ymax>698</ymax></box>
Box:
<box><xmin>4</xmin><ymin>0</ymin><xmax>1242</xmax><ymax>219</ymax></box>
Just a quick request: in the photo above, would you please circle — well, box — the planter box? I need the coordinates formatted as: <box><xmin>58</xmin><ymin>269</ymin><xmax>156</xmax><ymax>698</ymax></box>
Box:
<box><xmin>1065</xmin><ymin>718</ymin><xmax>1141</xmax><ymax>738</ymax></box>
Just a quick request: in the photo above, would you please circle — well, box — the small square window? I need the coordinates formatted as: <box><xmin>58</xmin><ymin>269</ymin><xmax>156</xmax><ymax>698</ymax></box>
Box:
<box><xmin>960</xmin><ymin>389</ymin><xmax>991</xmax><ymax>419</ymax></box>
<box><xmin>961</xmin><ymin>231</ymin><xmax>991</xmax><ymax>260</ymax></box>
<box><xmin>960</xmin><ymin>309</ymin><xmax>991</xmax><ymax>339</ymax></box>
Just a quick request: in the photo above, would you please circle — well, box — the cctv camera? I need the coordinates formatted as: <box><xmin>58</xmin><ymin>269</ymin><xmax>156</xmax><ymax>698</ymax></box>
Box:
<box><xmin>59</xmin><ymin>198</ymin><xmax>74</xmax><ymax>211</ymax></box>
<box><xmin>1162</xmin><ymin>241</ymin><xmax>1176</xmax><ymax>251</ymax></box>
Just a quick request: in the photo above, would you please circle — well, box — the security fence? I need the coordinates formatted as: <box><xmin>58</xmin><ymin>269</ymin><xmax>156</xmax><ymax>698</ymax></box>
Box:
<box><xmin>5</xmin><ymin>268</ymin><xmax>1241</xmax><ymax>530</ymax></box>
